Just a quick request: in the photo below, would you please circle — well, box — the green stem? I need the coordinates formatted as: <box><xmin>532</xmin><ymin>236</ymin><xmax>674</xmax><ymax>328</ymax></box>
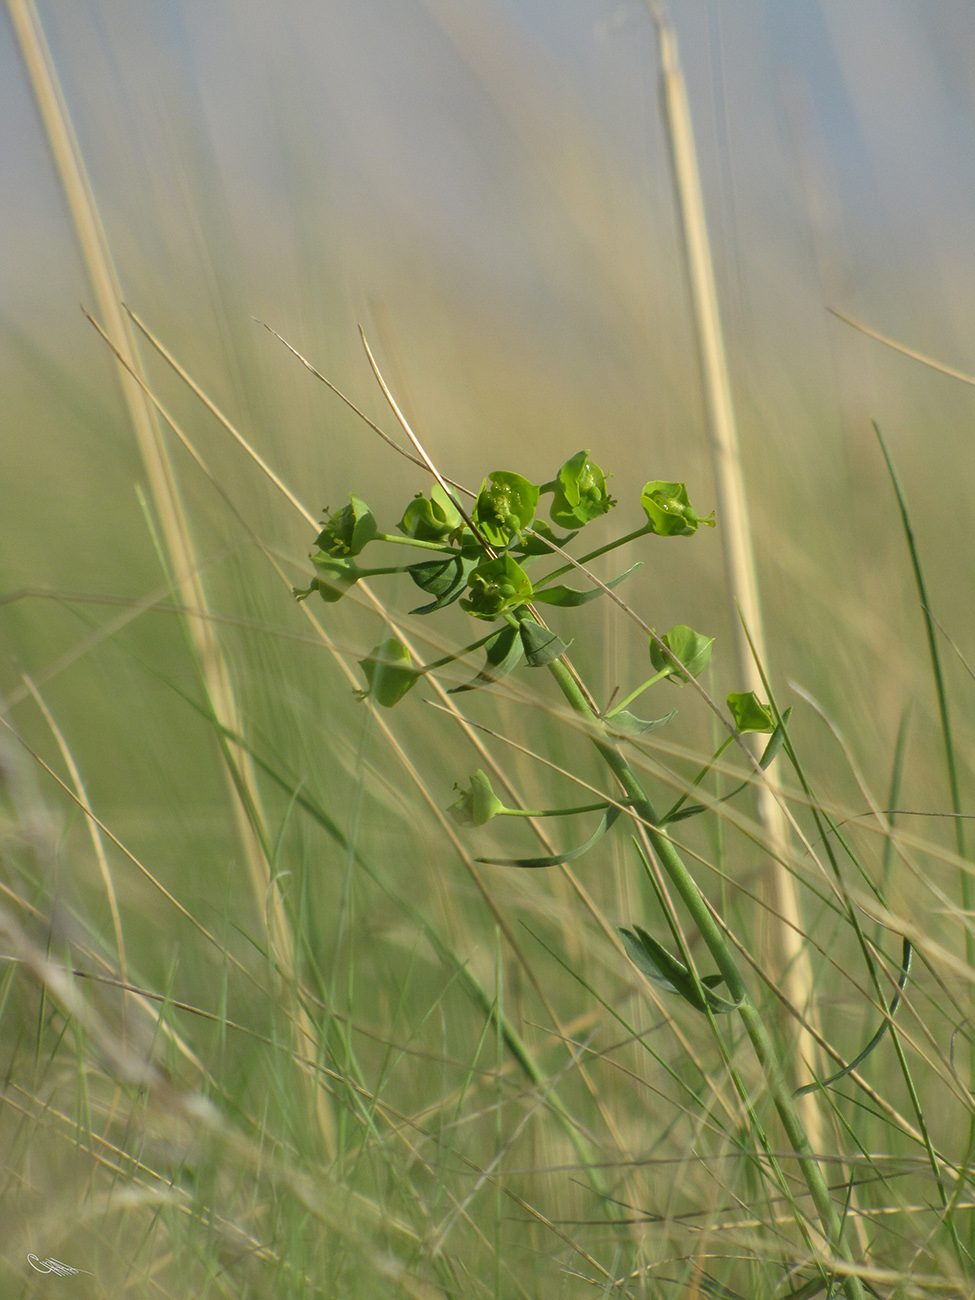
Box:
<box><xmin>543</xmin><ymin>649</ymin><xmax>866</xmax><ymax>1300</ymax></box>
<box><xmin>660</xmin><ymin>733</ymin><xmax>736</xmax><ymax>822</ymax></box>
<box><xmin>421</xmin><ymin>629</ymin><xmax>497</xmax><ymax>673</ymax></box>
<box><xmin>604</xmin><ymin>668</ymin><xmax>670</xmax><ymax>718</ymax></box>
<box><xmin>373</xmin><ymin>532</ymin><xmax>462</xmax><ymax>553</ymax></box>
<box><xmin>499</xmin><ymin>801</ymin><xmax>616</xmax><ymax>818</ymax></box>
<box><xmin>354</xmin><ymin>565</ymin><xmax>413</xmax><ymax>578</ymax></box>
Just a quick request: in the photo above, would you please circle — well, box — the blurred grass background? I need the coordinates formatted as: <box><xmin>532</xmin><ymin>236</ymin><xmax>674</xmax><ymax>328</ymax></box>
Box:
<box><xmin>3</xmin><ymin>2</ymin><xmax>975</xmax><ymax>1296</ymax></box>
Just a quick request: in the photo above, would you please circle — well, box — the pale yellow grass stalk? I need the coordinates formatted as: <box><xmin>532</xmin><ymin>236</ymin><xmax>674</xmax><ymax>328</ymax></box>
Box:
<box><xmin>6</xmin><ymin>0</ymin><xmax>334</xmax><ymax>1152</ymax></box>
<box><xmin>646</xmin><ymin>1</ymin><xmax>828</xmax><ymax>1155</ymax></box>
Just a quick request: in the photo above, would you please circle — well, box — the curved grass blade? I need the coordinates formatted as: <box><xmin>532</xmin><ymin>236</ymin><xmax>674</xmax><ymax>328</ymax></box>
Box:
<box><xmin>476</xmin><ymin>805</ymin><xmax>619</xmax><ymax>868</ymax></box>
<box><xmin>795</xmin><ymin>936</ymin><xmax>913</xmax><ymax>1097</ymax></box>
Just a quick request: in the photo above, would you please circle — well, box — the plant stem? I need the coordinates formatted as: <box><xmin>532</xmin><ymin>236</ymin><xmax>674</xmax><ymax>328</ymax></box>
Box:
<box><xmin>604</xmin><ymin>668</ymin><xmax>669</xmax><ymax>718</ymax></box>
<box><xmin>500</xmin><ymin>802</ymin><xmax>615</xmax><ymax>818</ymax></box>
<box><xmin>373</xmin><ymin>533</ymin><xmax>461</xmax><ymax>554</ymax></box>
<box><xmin>543</xmin><ymin>650</ymin><xmax>866</xmax><ymax>1300</ymax></box>
<box><xmin>660</xmin><ymin>733</ymin><xmax>735</xmax><ymax>822</ymax></box>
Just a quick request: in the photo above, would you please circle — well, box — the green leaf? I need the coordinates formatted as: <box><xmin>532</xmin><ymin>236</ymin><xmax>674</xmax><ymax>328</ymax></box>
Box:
<box><xmin>315</xmin><ymin>494</ymin><xmax>378</xmax><ymax>556</ymax></box>
<box><xmin>518</xmin><ymin>617</ymin><xmax>569</xmax><ymax>667</ymax></box>
<box><xmin>605</xmin><ymin>708</ymin><xmax>676</xmax><ymax>736</ymax></box>
<box><xmin>478</xmin><ymin>805</ymin><xmax>620</xmax><ymax>868</ymax></box>
<box><xmin>758</xmin><ymin>706</ymin><xmax>792</xmax><ymax>769</ymax></box>
<box><xmin>650</xmin><ymin>625</ymin><xmax>713</xmax><ymax>684</ymax></box>
<box><xmin>449</xmin><ymin>624</ymin><xmax>523</xmax><ymax>693</ymax></box>
<box><xmin>398</xmin><ymin>483</ymin><xmax>463</xmax><ymax>541</ymax></box>
<box><xmin>727</xmin><ymin>691</ymin><xmax>775</xmax><ymax>734</ymax></box>
<box><xmin>472</xmin><ymin>471</ymin><xmax>540</xmax><ymax>548</ymax></box>
<box><xmin>356</xmin><ymin>638</ymin><xmax>422</xmax><ymax>707</ymax></box>
<box><xmin>795</xmin><ymin>936</ymin><xmax>912</xmax><ymax>1097</ymax></box>
<box><xmin>640</xmin><ymin>481</ymin><xmax>714</xmax><ymax>537</ymax></box>
<box><xmin>460</xmin><ymin>555</ymin><xmax>533</xmax><ymax>620</ymax></box>
<box><xmin>448</xmin><ymin>769</ymin><xmax>507</xmax><ymax>826</ymax></box>
<box><xmin>408</xmin><ymin>549</ymin><xmax>479</xmax><ymax>614</ymax></box>
<box><xmin>514</xmin><ymin>520</ymin><xmax>579</xmax><ymax>556</ymax></box>
<box><xmin>309</xmin><ymin>554</ymin><xmax>363</xmax><ymax>603</ymax></box>
<box><xmin>547</xmin><ymin>450</ymin><xmax>616</xmax><ymax>529</ymax></box>
<box><xmin>618</xmin><ymin>925</ymin><xmax>738</xmax><ymax>1013</ymax></box>
<box><xmin>532</xmin><ymin>563</ymin><xmax>640</xmax><ymax>607</ymax></box>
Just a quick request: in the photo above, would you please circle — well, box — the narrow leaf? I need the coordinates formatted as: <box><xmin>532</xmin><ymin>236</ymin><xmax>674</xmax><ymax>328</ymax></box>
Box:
<box><xmin>795</xmin><ymin>935</ymin><xmax>912</xmax><ymax>1096</ymax></box>
<box><xmin>408</xmin><ymin>550</ymin><xmax>478</xmax><ymax>614</ymax></box>
<box><xmin>514</xmin><ymin>520</ymin><xmax>579</xmax><ymax>556</ymax></box>
<box><xmin>519</xmin><ymin>618</ymin><xmax>569</xmax><ymax>667</ymax></box>
<box><xmin>449</xmin><ymin>624</ymin><xmax>523</xmax><ymax>694</ymax></box>
<box><xmin>532</xmin><ymin>563</ymin><xmax>640</xmax><ymax>607</ymax></box>
<box><xmin>619</xmin><ymin>925</ymin><xmax>738</xmax><ymax>1013</ymax></box>
<box><xmin>606</xmin><ymin>708</ymin><xmax>676</xmax><ymax>736</ymax></box>
<box><xmin>477</xmin><ymin>805</ymin><xmax>619</xmax><ymax>868</ymax></box>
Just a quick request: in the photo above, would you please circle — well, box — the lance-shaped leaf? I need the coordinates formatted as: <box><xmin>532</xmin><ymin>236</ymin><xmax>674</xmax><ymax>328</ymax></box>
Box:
<box><xmin>650</xmin><ymin>625</ymin><xmax>713</xmax><ymax>684</ymax></box>
<box><xmin>795</xmin><ymin>935</ymin><xmax>913</xmax><ymax>1098</ymax></box>
<box><xmin>547</xmin><ymin>449</ymin><xmax>616</xmax><ymax>529</ymax></box>
<box><xmin>473</xmin><ymin>471</ymin><xmax>540</xmax><ymax>548</ymax></box>
<box><xmin>532</xmin><ymin>563</ymin><xmax>640</xmax><ymax>607</ymax></box>
<box><xmin>449</xmin><ymin>624</ymin><xmax>523</xmax><ymax>693</ymax></box>
<box><xmin>514</xmin><ymin>520</ymin><xmax>579</xmax><ymax>556</ymax></box>
<box><xmin>408</xmin><ymin>549</ymin><xmax>479</xmax><ymax>614</ymax></box>
<box><xmin>316</xmin><ymin>494</ymin><xmax>378</xmax><ymax>556</ymax></box>
<box><xmin>605</xmin><ymin>708</ymin><xmax>676</xmax><ymax>737</ymax></box>
<box><xmin>757</xmin><ymin>706</ymin><xmax>791</xmax><ymax>768</ymax></box>
<box><xmin>399</xmin><ymin>483</ymin><xmax>463</xmax><ymax>541</ymax></box>
<box><xmin>518</xmin><ymin>617</ymin><xmax>569</xmax><ymax>667</ymax></box>
<box><xmin>640</xmin><ymin>480</ymin><xmax>714</xmax><ymax>537</ymax></box>
<box><xmin>356</xmin><ymin>638</ymin><xmax>422</xmax><ymax>708</ymax></box>
<box><xmin>727</xmin><ymin>691</ymin><xmax>775</xmax><ymax>734</ymax></box>
<box><xmin>308</xmin><ymin>553</ymin><xmax>364</xmax><ymax>603</ymax></box>
<box><xmin>619</xmin><ymin>925</ymin><xmax>739</xmax><ymax>1013</ymax></box>
<box><xmin>460</xmin><ymin>554</ymin><xmax>533</xmax><ymax>620</ymax></box>
<box><xmin>477</xmin><ymin>805</ymin><xmax>620</xmax><ymax>868</ymax></box>
<box><xmin>447</xmin><ymin>769</ymin><xmax>507</xmax><ymax>826</ymax></box>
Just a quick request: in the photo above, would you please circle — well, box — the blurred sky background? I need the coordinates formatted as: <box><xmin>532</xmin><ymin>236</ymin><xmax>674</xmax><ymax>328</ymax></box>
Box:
<box><xmin>3</xmin><ymin>0</ymin><xmax>975</xmax><ymax>772</ymax></box>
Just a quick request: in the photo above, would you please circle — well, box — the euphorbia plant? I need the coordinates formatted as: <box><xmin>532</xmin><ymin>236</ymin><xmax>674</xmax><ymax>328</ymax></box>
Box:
<box><xmin>296</xmin><ymin>446</ymin><xmax>865</xmax><ymax>1300</ymax></box>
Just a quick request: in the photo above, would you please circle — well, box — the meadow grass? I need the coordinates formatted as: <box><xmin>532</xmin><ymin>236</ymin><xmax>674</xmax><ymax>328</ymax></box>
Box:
<box><xmin>4</xmin><ymin>4</ymin><xmax>975</xmax><ymax>1299</ymax></box>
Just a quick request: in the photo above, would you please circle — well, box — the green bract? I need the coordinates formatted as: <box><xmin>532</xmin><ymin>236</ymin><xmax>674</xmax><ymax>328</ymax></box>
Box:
<box><xmin>727</xmin><ymin>691</ymin><xmax>776</xmax><ymax>734</ymax></box>
<box><xmin>518</xmin><ymin>618</ymin><xmax>568</xmax><ymax>667</ymax></box>
<box><xmin>640</xmin><ymin>481</ymin><xmax>713</xmax><ymax>537</ymax></box>
<box><xmin>548</xmin><ymin>450</ymin><xmax>615</xmax><ymax>529</ymax></box>
<box><xmin>448</xmin><ymin>770</ymin><xmax>507</xmax><ymax>826</ymax></box>
<box><xmin>307</xmin><ymin>554</ymin><xmax>364</xmax><ymax>603</ymax></box>
<box><xmin>399</xmin><ymin>483</ymin><xmax>463</xmax><ymax>541</ymax></box>
<box><xmin>316</xmin><ymin>494</ymin><xmax>377</xmax><ymax>556</ymax></box>
<box><xmin>407</xmin><ymin>549</ymin><xmax>479</xmax><ymax>614</ymax></box>
<box><xmin>473</xmin><ymin>472</ymin><xmax>539</xmax><ymax>548</ymax></box>
<box><xmin>650</xmin><ymin>625</ymin><xmax>713</xmax><ymax>684</ymax></box>
<box><xmin>459</xmin><ymin>555</ymin><xmax>532</xmax><ymax>620</ymax></box>
<box><xmin>356</xmin><ymin>638</ymin><xmax>421</xmax><ymax>708</ymax></box>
